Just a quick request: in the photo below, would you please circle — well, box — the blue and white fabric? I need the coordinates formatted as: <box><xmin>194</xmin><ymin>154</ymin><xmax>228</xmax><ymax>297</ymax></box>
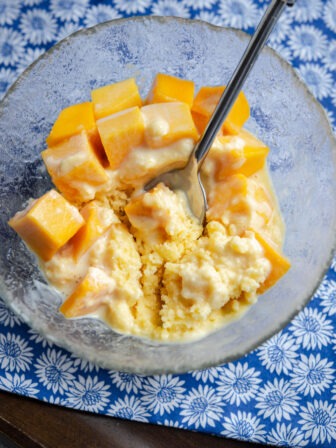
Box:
<box><xmin>0</xmin><ymin>1</ymin><xmax>336</xmax><ymax>446</ymax></box>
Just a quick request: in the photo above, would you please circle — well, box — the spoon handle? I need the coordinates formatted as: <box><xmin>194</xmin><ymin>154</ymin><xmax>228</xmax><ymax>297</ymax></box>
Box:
<box><xmin>193</xmin><ymin>0</ymin><xmax>295</xmax><ymax>166</ymax></box>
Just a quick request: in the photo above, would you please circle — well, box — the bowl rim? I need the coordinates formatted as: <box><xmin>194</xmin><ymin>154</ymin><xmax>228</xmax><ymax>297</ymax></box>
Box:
<box><xmin>1</xmin><ymin>15</ymin><xmax>336</xmax><ymax>374</ymax></box>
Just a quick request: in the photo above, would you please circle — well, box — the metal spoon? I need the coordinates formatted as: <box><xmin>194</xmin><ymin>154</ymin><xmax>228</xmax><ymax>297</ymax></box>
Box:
<box><xmin>145</xmin><ymin>0</ymin><xmax>295</xmax><ymax>224</ymax></box>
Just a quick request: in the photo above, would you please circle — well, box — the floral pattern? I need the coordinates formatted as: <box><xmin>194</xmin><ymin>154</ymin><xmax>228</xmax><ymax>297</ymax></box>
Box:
<box><xmin>0</xmin><ymin>1</ymin><xmax>336</xmax><ymax>446</ymax></box>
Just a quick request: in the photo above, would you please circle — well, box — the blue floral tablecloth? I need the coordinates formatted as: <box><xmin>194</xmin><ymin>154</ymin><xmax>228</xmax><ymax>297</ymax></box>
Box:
<box><xmin>1</xmin><ymin>1</ymin><xmax>336</xmax><ymax>446</ymax></box>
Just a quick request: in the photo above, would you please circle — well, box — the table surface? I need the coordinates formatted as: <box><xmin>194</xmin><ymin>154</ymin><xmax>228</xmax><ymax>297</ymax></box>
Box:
<box><xmin>0</xmin><ymin>391</ymin><xmax>266</xmax><ymax>448</ymax></box>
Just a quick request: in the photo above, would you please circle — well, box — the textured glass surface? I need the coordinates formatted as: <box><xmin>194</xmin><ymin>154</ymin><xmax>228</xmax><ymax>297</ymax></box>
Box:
<box><xmin>0</xmin><ymin>17</ymin><xmax>335</xmax><ymax>374</ymax></box>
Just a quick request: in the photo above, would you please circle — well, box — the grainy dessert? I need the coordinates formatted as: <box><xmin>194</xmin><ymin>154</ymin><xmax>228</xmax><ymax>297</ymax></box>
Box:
<box><xmin>9</xmin><ymin>73</ymin><xmax>290</xmax><ymax>341</ymax></box>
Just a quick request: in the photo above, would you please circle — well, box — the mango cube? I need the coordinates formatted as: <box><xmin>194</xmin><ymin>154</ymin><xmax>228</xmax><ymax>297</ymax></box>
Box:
<box><xmin>207</xmin><ymin>174</ymin><xmax>273</xmax><ymax>234</ymax></box>
<box><xmin>45</xmin><ymin>102</ymin><xmax>104</xmax><ymax>157</ymax></box>
<box><xmin>97</xmin><ymin>106</ymin><xmax>145</xmax><ymax>169</ymax></box>
<box><xmin>60</xmin><ymin>267</ymin><xmax>116</xmax><ymax>318</ymax></box>
<box><xmin>254</xmin><ymin>231</ymin><xmax>291</xmax><ymax>293</ymax></box>
<box><xmin>146</xmin><ymin>73</ymin><xmax>195</xmax><ymax>107</ymax></box>
<box><xmin>125</xmin><ymin>187</ymin><xmax>168</xmax><ymax>243</ymax></box>
<box><xmin>192</xmin><ymin>86</ymin><xmax>250</xmax><ymax>135</ymax></box>
<box><xmin>91</xmin><ymin>78</ymin><xmax>142</xmax><ymax>120</ymax></box>
<box><xmin>8</xmin><ymin>189</ymin><xmax>84</xmax><ymax>261</ymax></box>
<box><xmin>212</xmin><ymin>129</ymin><xmax>269</xmax><ymax>180</ymax></box>
<box><xmin>42</xmin><ymin>132</ymin><xmax>109</xmax><ymax>203</ymax></box>
<box><xmin>70</xmin><ymin>201</ymin><xmax>117</xmax><ymax>259</ymax></box>
<box><xmin>141</xmin><ymin>102</ymin><xmax>199</xmax><ymax>148</ymax></box>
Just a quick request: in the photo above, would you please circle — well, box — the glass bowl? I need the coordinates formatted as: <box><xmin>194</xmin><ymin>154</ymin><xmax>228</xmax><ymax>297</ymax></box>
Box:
<box><xmin>0</xmin><ymin>17</ymin><xmax>335</xmax><ymax>374</ymax></box>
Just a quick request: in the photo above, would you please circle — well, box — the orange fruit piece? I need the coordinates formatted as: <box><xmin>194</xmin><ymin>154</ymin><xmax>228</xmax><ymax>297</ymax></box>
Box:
<box><xmin>91</xmin><ymin>78</ymin><xmax>142</xmax><ymax>120</ymax></box>
<box><xmin>97</xmin><ymin>106</ymin><xmax>145</xmax><ymax>169</ymax></box>
<box><xmin>8</xmin><ymin>189</ymin><xmax>84</xmax><ymax>261</ymax></box>
<box><xmin>192</xmin><ymin>86</ymin><xmax>250</xmax><ymax>135</ymax></box>
<box><xmin>142</xmin><ymin>102</ymin><xmax>198</xmax><ymax>148</ymax></box>
<box><xmin>42</xmin><ymin>132</ymin><xmax>108</xmax><ymax>203</ymax></box>
<box><xmin>146</xmin><ymin>73</ymin><xmax>195</xmax><ymax>107</ymax></box>
<box><xmin>254</xmin><ymin>231</ymin><xmax>291</xmax><ymax>293</ymax></box>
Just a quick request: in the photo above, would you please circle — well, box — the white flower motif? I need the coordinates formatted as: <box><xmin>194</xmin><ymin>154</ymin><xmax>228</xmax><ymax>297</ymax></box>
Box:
<box><xmin>219</xmin><ymin>0</ymin><xmax>259</xmax><ymax>30</ymax></box>
<box><xmin>288</xmin><ymin>25</ymin><xmax>327</xmax><ymax>62</ymax></box>
<box><xmin>268</xmin><ymin>11</ymin><xmax>292</xmax><ymax>44</ymax></box>
<box><xmin>325</xmin><ymin>109</ymin><xmax>336</xmax><ymax>132</ymax></box>
<box><xmin>299</xmin><ymin>400</ymin><xmax>336</xmax><ymax>445</ymax></box>
<box><xmin>0</xmin><ymin>28</ymin><xmax>25</xmax><ymax>66</ymax></box>
<box><xmin>324</xmin><ymin>0</ymin><xmax>336</xmax><ymax>33</ymax></box>
<box><xmin>108</xmin><ymin>396</ymin><xmax>150</xmax><ymax>422</ymax></box>
<box><xmin>56</xmin><ymin>22</ymin><xmax>82</xmax><ymax>42</ymax></box>
<box><xmin>140</xmin><ymin>374</ymin><xmax>185</xmax><ymax>416</ymax></box>
<box><xmin>50</xmin><ymin>0</ymin><xmax>89</xmax><ymax>22</ymax></box>
<box><xmin>332</xmin><ymin>379</ymin><xmax>336</xmax><ymax>401</ymax></box>
<box><xmin>316</xmin><ymin>278</ymin><xmax>336</xmax><ymax>316</ymax></box>
<box><xmin>0</xmin><ymin>0</ymin><xmax>20</xmax><ymax>26</ymax></box>
<box><xmin>151</xmin><ymin>0</ymin><xmax>190</xmax><ymax>18</ymax></box>
<box><xmin>257</xmin><ymin>331</ymin><xmax>299</xmax><ymax>375</ymax></box>
<box><xmin>191</xmin><ymin>366</ymin><xmax>220</xmax><ymax>383</ymax></box>
<box><xmin>23</xmin><ymin>0</ymin><xmax>42</xmax><ymax>5</ymax></box>
<box><xmin>216</xmin><ymin>362</ymin><xmax>261</xmax><ymax>405</ymax></box>
<box><xmin>27</xmin><ymin>328</ymin><xmax>54</xmax><ymax>348</ymax></box>
<box><xmin>180</xmin><ymin>384</ymin><xmax>223</xmax><ymax>429</ymax></box>
<box><xmin>0</xmin><ymin>372</ymin><xmax>39</xmax><ymax>396</ymax></box>
<box><xmin>183</xmin><ymin>0</ymin><xmax>217</xmax><ymax>9</ymax></box>
<box><xmin>322</xmin><ymin>39</ymin><xmax>336</xmax><ymax>71</ymax></box>
<box><xmin>84</xmin><ymin>5</ymin><xmax>121</xmax><ymax>28</ymax></box>
<box><xmin>297</xmin><ymin>63</ymin><xmax>333</xmax><ymax>100</ymax></box>
<box><xmin>331</xmin><ymin>254</ymin><xmax>336</xmax><ymax>272</ymax></box>
<box><xmin>20</xmin><ymin>9</ymin><xmax>57</xmax><ymax>45</ymax></box>
<box><xmin>16</xmin><ymin>47</ymin><xmax>45</xmax><ymax>74</ymax></box>
<box><xmin>269</xmin><ymin>41</ymin><xmax>293</xmax><ymax>63</ymax></box>
<box><xmin>72</xmin><ymin>357</ymin><xmax>100</xmax><ymax>373</ymax></box>
<box><xmin>0</xmin><ymin>333</ymin><xmax>33</xmax><ymax>372</ymax></box>
<box><xmin>109</xmin><ymin>371</ymin><xmax>144</xmax><ymax>394</ymax></box>
<box><xmin>114</xmin><ymin>0</ymin><xmax>151</xmax><ymax>14</ymax></box>
<box><xmin>194</xmin><ymin>11</ymin><xmax>224</xmax><ymax>27</ymax></box>
<box><xmin>43</xmin><ymin>395</ymin><xmax>67</xmax><ymax>405</ymax></box>
<box><xmin>267</xmin><ymin>423</ymin><xmax>309</xmax><ymax>447</ymax></box>
<box><xmin>289</xmin><ymin>307</ymin><xmax>333</xmax><ymax>349</ymax></box>
<box><xmin>289</xmin><ymin>0</ymin><xmax>323</xmax><ymax>22</ymax></box>
<box><xmin>35</xmin><ymin>348</ymin><xmax>77</xmax><ymax>394</ymax></box>
<box><xmin>66</xmin><ymin>375</ymin><xmax>111</xmax><ymax>412</ymax></box>
<box><xmin>256</xmin><ymin>378</ymin><xmax>300</xmax><ymax>422</ymax></box>
<box><xmin>222</xmin><ymin>411</ymin><xmax>266</xmax><ymax>443</ymax></box>
<box><xmin>290</xmin><ymin>354</ymin><xmax>334</xmax><ymax>397</ymax></box>
<box><xmin>0</xmin><ymin>299</ymin><xmax>22</xmax><ymax>327</ymax></box>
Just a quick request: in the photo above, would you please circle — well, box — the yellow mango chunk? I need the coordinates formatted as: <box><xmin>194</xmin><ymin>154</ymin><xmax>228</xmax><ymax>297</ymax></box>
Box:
<box><xmin>125</xmin><ymin>186</ymin><xmax>168</xmax><ymax>243</ymax></box>
<box><xmin>146</xmin><ymin>73</ymin><xmax>195</xmax><ymax>107</ymax></box>
<box><xmin>213</xmin><ymin>130</ymin><xmax>269</xmax><ymax>180</ymax></box>
<box><xmin>70</xmin><ymin>201</ymin><xmax>117</xmax><ymax>259</ymax></box>
<box><xmin>97</xmin><ymin>106</ymin><xmax>145</xmax><ymax>169</ymax></box>
<box><xmin>191</xmin><ymin>111</ymin><xmax>215</xmax><ymax>136</ymax></box>
<box><xmin>60</xmin><ymin>267</ymin><xmax>116</xmax><ymax>318</ymax></box>
<box><xmin>142</xmin><ymin>102</ymin><xmax>199</xmax><ymax>148</ymax></box>
<box><xmin>207</xmin><ymin>174</ymin><xmax>273</xmax><ymax>234</ymax></box>
<box><xmin>45</xmin><ymin>102</ymin><xmax>105</xmax><ymax>161</ymax></box>
<box><xmin>91</xmin><ymin>78</ymin><xmax>142</xmax><ymax>120</ymax></box>
<box><xmin>8</xmin><ymin>189</ymin><xmax>84</xmax><ymax>261</ymax></box>
<box><xmin>191</xmin><ymin>86</ymin><xmax>250</xmax><ymax>135</ymax></box>
<box><xmin>42</xmin><ymin>132</ymin><xmax>109</xmax><ymax>203</ymax></box>
<box><xmin>254</xmin><ymin>231</ymin><xmax>291</xmax><ymax>293</ymax></box>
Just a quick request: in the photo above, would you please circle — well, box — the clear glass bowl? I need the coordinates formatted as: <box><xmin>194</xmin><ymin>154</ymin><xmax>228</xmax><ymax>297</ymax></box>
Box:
<box><xmin>0</xmin><ymin>17</ymin><xmax>335</xmax><ymax>374</ymax></box>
